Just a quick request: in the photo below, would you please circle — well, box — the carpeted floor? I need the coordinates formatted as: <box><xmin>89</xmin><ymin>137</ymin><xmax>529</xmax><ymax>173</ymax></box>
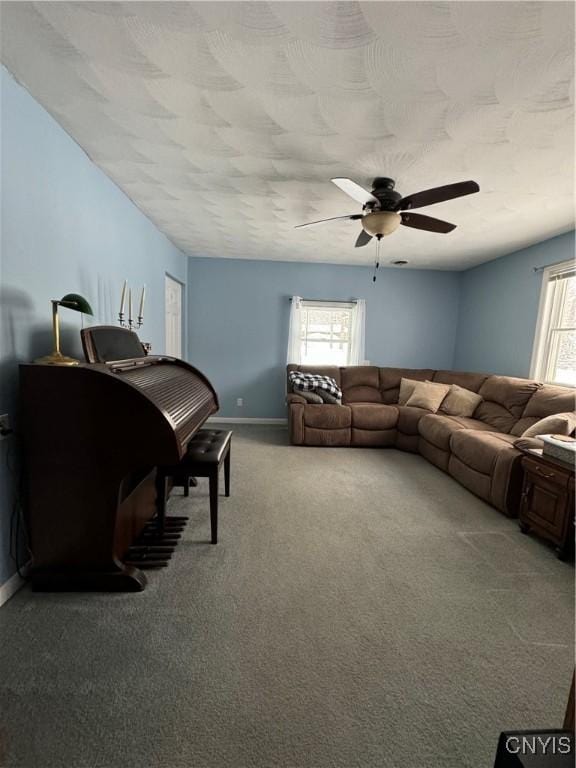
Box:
<box><xmin>0</xmin><ymin>425</ymin><xmax>573</xmax><ymax>768</ymax></box>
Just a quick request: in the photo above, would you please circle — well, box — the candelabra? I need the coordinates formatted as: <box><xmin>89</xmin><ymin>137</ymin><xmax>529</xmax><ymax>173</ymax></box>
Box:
<box><xmin>118</xmin><ymin>312</ymin><xmax>143</xmax><ymax>330</ymax></box>
<box><xmin>118</xmin><ymin>282</ymin><xmax>145</xmax><ymax>330</ymax></box>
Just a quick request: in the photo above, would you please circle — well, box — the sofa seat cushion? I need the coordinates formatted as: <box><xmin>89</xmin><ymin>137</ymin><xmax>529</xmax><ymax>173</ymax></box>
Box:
<box><xmin>350</xmin><ymin>403</ymin><xmax>398</xmax><ymax>430</ymax></box>
<box><xmin>418</xmin><ymin>414</ymin><xmax>492</xmax><ymax>451</ymax></box>
<box><xmin>303</xmin><ymin>404</ymin><xmax>351</xmax><ymax>429</ymax></box>
<box><xmin>396</xmin><ymin>405</ymin><xmax>430</xmax><ymax>435</ymax></box>
<box><xmin>450</xmin><ymin>430</ymin><xmax>517</xmax><ymax>476</ymax></box>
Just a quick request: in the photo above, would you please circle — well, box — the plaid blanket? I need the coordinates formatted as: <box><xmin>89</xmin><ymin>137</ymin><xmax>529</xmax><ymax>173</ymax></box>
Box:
<box><xmin>288</xmin><ymin>371</ymin><xmax>342</xmax><ymax>399</ymax></box>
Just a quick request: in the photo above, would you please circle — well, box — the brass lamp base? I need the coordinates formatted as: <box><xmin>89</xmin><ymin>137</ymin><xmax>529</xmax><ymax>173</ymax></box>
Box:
<box><xmin>34</xmin><ymin>351</ymin><xmax>80</xmax><ymax>366</ymax></box>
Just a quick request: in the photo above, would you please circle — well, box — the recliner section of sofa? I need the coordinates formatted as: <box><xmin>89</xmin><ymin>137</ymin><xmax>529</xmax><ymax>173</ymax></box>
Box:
<box><xmin>286</xmin><ymin>364</ymin><xmax>575</xmax><ymax>517</ymax></box>
<box><xmin>449</xmin><ymin>430</ymin><xmax>522</xmax><ymax>513</ymax></box>
<box><xmin>418</xmin><ymin>413</ymin><xmax>494</xmax><ymax>472</ymax></box>
<box><xmin>350</xmin><ymin>403</ymin><xmax>397</xmax><ymax>447</ymax></box>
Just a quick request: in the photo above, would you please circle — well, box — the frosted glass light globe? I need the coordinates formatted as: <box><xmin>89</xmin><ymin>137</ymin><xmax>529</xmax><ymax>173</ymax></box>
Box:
<box><xmin>361</xmin><ymin>211</ymin><xmax>401</xmax><ymax>237</ymax></box>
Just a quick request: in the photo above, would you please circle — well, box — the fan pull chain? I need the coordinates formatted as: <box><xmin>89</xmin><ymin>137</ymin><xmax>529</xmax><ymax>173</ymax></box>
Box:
<box><xmin>372</xmin><ymin>235</ymin><xmax>382</xmax><ymax>283</ymax></box>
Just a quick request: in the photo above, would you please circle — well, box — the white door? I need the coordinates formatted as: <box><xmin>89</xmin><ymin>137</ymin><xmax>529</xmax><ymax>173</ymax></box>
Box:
<box><xmin>165</xmin><ymin>275</ymin><xmax>183</xmax><ymax>358</ymax></box>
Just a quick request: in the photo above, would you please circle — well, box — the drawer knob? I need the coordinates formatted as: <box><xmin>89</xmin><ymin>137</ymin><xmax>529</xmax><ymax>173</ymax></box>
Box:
<box><xmin>534</xmin><ymin>466</ymin><xmax>554</xmax><ymax>479</ymax></box>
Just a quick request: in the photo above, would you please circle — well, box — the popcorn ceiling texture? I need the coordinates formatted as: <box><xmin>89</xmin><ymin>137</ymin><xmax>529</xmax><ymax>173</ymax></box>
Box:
<box><xmin>1</xmin><ymin>1</ymin><xmax>574</xmax><ymax>268</ymax></box>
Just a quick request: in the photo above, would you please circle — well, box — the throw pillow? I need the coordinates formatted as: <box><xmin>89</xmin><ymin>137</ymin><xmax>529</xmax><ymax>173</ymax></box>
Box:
<box><xmin>294</xmin><ymin>389</ymin><xmax>324</xmax><ymax>404</ymax></box>
<box><xmin>405</xmin><ymin>381</ymin><xmax>451</xmax><ymax>413</ymax></box>
<box><xmin>521</xmin><ymin>412</ymin><xmax>576</xmax><ymax>438</ymax></box>
<box><xmin>440</xmin><ymin>384</ymin><xmax>483</xmax><ymax>418</ymax></box>
<box><xmin>316</xmin><ymin>389</ymin><xmax>342</xmax><ymax>404</ymax></box>
<box><xmin>398</xmin><ymin>377</ymin><xmax>420</xmax><ymax>405</ymax></box>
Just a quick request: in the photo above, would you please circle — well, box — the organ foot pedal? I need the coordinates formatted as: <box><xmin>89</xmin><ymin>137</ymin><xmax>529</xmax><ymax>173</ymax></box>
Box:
<box><xmin>124</xmin><ymin>514</ymin><xmax>190</xmax><ymax>569</ymax></box>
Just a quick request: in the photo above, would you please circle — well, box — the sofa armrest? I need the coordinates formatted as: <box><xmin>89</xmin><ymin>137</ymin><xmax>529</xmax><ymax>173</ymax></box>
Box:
<box><xmin>513</xmin><ymin>436</ymin><xmax>544</xmax><ymax>452</ymax></box>
<box><xmin>288</xmin><ymin>403</ymin><xmax>305</xmax><ymax>444</ymax></box>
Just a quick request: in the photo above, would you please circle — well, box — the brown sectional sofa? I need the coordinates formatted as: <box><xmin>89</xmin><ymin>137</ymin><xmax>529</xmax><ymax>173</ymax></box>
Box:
<box><xmin>286</xmin><ymin>364</ymin><xmax>575</xmax><ymax>517</ymax></box>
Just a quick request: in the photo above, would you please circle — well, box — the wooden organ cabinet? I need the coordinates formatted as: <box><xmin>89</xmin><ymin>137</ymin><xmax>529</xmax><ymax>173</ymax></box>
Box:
<box><xmin>19</xmin><ymin>347</ymin><xmax>218</xmax><ymax>592</ymax></box>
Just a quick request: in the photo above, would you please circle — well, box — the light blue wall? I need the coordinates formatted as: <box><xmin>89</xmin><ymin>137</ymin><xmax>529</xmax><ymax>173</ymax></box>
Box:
<box><xmin>454</xmin><ymin>232</ymin><xmax>575</xmax><ymax>377</ymax></box>
<box><xmin>187</xmin><ymin>257</ymin><xmax>461</xmax><ymax>418</ymax></box>
<box><xmin>0</xmin><ymin>68</ymin><xmax>187</xmax><ymax>586</ymax></box>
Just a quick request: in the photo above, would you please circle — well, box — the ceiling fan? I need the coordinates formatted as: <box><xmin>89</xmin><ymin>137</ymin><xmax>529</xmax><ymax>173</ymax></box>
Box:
<box><xmin>295</xmin><ymin>177</ymin><xmax>480</xmax><ymax>247</ymax></box>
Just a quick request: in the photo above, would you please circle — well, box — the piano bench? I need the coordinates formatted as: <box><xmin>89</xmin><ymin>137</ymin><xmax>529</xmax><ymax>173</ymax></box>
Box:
<box><xmin>157</xmin><ymin>429</ymin><xmax>232</xmax><ymax>545</ymax></box>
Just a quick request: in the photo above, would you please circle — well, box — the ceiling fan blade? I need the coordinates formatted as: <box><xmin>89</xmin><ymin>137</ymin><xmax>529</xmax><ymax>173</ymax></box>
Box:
<box><xmin>397</xmin><ymin>180</ymin><xmax>479</xmax><ymax>210</ymax></box>
<box><xmin>400</xmin><ymin>211</ymin><xmax>456</xmax><ymax>233</ymax></box>
<box><xmin>355</xmin><ymin>230</ymin><xmax>373</xmax><ymax>247</ymax></box>
<box><xmin>294</xmin><ymin>214</ymin><xmax>363</xmax><ymax>229</ymax></box>
<box><xmin>331</xmin><ymin>178</ymin><xmax>377</xmax><ymax>205</ymax></box>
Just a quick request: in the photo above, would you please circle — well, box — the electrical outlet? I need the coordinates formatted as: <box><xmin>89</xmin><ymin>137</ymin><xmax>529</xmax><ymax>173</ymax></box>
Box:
<box><xmin>236</xmin><ymin>398</ymin><xmax>243</xmax><ymax>407</ymax></box>
<box><xmin>0</xmin><ymin>413</ymin><xmax>12</xmax><ymax>440</ymax></box>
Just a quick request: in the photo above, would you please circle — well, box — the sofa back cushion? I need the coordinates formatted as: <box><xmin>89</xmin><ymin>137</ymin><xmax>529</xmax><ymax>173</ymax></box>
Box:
<box><xmin>432</xmin><ymin>370</ymin><xmax>488</xmax><ymax>392</ymax></box>
<box><xmin>379</xmin><ymin>368</ymin><xmax>436</xmax><ymax>404</ymax></box>
<box><xmin>286</xmin><ymin>364</ymin><xmax>341</xmax><ymax>389</ymax></box>
<box><xmin>475</xmin><ymin>375</ymin><xmax>540</xmax><ymax>433</ymax></box>
<box><xmin>341</xmin><ymin>366</ymin><xmax>382</xmax><ymax>403</ymax></box>
<box><xmin>511</xmin><ymin>384</ymin><xmax>576</xmax><ymax>436</ymax></box>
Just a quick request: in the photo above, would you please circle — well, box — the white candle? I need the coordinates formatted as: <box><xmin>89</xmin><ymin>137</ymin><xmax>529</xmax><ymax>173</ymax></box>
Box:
<box><xmin>120</xmin><ymin>280</ymin><xmax>127</xmax><ymax>315</ymax></box>
<box><xmin>128</xmin><ymin>289</ymin><xmax>132</xmax><ymax>323</ymax></box>
<box><xmin>139</xmin><ymin>285</ymin><xmax>146</xmax><ymax>318</ymax></box>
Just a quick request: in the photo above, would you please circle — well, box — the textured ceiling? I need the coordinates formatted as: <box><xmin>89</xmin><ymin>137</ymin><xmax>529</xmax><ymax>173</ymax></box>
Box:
<box><xmin>1</xmin><ymin>1</ymin><xmax>574</xmax><ymax>269</ymax></box>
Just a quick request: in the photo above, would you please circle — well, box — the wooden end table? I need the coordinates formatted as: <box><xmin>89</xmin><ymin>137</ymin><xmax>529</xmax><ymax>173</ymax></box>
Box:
<box><xmin>519</xmin><ymin>448</ymin><xmax>575</xmax><ymax>560</ymax></box>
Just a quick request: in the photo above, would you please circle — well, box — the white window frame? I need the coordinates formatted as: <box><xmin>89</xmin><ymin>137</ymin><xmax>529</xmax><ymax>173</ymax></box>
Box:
<box><xmin>300</xmin><ymin>300</ymin><xmax>355</xmax><ymax>367</ymax></box>
<box><xmin>530</xmin><ymin>259</ymin><xmax>576</xmax><ymax>386</ymax></box>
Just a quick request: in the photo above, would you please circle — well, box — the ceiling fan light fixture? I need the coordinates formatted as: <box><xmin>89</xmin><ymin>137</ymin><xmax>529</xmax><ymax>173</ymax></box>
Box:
<box><xmin>295</xmin><ymin>176</ymin><xmax>479</xmax><ymax>249</ymax></box>
<box><xmin>361</xmin><ymin>211</ymin><xmax>401</xmax><ymax>237</ymax></box>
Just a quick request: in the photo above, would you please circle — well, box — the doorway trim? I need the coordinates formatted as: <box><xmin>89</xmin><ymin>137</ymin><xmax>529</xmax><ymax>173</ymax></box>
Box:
<box><xmin>165</xmin><ymin>273</ymin><xmax>185</xmax><ymax>358</ymax></box>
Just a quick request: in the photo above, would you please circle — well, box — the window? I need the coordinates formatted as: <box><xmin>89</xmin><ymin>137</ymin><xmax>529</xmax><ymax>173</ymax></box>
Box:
<box><xmin>287</xmin><ymin>297</ymin><xmax>366</xmax><ymax>366</ymax></box>
<box><xmin>530</xmin><ymin>260</ymin><xmax>576</xmax><ymax>386</ymax></box>
<box><xmin>300</xmin><ymin>301</ymin><xmax>354</xmax><ymax>366</ymax></box>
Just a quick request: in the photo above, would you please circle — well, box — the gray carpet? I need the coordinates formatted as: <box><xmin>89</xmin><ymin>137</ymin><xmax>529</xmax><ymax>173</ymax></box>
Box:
<box><xmin>0</xmin><ymin>425</ymin><xmax>573</xmax><ymax>768</ymax></box>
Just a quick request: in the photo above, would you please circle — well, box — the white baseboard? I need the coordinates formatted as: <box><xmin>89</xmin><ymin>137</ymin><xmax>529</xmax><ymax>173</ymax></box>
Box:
<box><xmin>207</xmin><ymin>417</ymin><xmax>287</xmax><ymax>425</ymax></box>
<box><xmin>0</xmin><ymin>563</ymin><xmax>30</xmax><ymax>608</ymax></box>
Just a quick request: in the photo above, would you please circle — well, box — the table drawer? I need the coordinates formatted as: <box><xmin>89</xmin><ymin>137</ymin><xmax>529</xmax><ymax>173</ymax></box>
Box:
<box><xmin>524</xmin><ymin>457</ymin><xmax>571</xmax><ymax>489</ymax></box>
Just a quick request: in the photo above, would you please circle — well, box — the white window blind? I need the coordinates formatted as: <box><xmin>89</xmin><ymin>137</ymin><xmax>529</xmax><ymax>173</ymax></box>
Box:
<box><xmin>530</xmin><ymin>260</ymin><xmax>576</xmax><ymax>386</ymax></box>
<box><xmin>300</xmin><ymin>301</ymin><xmax>354</xmax><ymax>366</ymax></box>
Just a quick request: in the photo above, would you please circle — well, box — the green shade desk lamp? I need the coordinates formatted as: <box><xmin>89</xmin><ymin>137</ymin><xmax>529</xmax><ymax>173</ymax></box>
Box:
<box><xmin>35</xmin><ymin>293</ymin><xmax>93</xmax><ymax>366</ymax></box>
